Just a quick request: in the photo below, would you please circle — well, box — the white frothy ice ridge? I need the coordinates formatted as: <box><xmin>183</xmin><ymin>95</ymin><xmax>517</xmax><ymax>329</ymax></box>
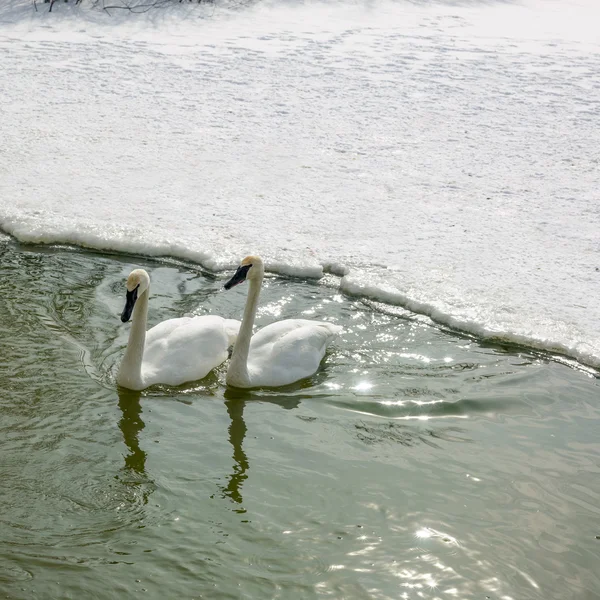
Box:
<box><xmin>340</xmin><ymin>269</ymin><xmax>599</xmax><ymax>369</ymax></box>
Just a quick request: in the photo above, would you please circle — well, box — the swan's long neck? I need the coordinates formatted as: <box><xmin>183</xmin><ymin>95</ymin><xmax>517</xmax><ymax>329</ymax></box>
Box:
<box><xmin>118</xmin><ymin>289</ymin><xmax>149</xmax><ymax>389</ymax></box>
<box><xmin>227</xmin><ymin>276</ymin><xmax>262</xmax><ymax>387</ymax></box>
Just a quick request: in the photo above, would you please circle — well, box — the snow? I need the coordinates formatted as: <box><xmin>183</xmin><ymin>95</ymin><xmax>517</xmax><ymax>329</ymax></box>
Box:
<box><xmin>0</xmin><ymin>0</ymin><xmax>599</xmax><ymax>367</ymax></box>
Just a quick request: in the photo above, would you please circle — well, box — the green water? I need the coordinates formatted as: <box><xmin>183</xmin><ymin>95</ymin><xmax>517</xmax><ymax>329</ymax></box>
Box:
<box><xmin>1</xmin><ymin>236</ymin><xmax>599</xmax><ymax>600</ymax></box>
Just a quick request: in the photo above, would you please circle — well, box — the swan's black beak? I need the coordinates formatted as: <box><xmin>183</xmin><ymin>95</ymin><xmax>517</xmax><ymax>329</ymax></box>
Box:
<box><xmin>121</xmin><ymin>285</ymin><xmax>139</xmax><ymax>322</ymax></box>
<box><xmin>224</xmin><ymin>264</ymin><xmax>251</xmax><ymax>290</ymax></box>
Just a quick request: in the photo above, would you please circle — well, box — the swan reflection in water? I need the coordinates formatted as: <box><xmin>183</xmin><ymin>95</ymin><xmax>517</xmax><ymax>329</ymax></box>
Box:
<box><xmin>222</xmin><ymin>395</ymin><xmax>249</xmax><ymax>510</ymax></box>
<box><xmin>116</xmin><ymin>387</ymin><xmax>155</xmax><ymax>504</ymax></box>
<box><xmin>115</xmin><ymin>384</ymin><xmax>302</xmax><ymax>513</ymax></box>
<box><xmin>220</xmin><ymin>389</ymin><xmax>301</xmax><ymax>512</ymax></box>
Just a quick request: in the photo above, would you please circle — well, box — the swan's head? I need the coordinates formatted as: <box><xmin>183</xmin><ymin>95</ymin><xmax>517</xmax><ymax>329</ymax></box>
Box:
<box><xmin>121</xmin><ymin>269</ymin><xmax>150</xmax><ymax>323</ymax></box>
<box><xmin>224</xmin><ymin>255</ymin><xmax>264</xmax><ymax>290</ymax></box>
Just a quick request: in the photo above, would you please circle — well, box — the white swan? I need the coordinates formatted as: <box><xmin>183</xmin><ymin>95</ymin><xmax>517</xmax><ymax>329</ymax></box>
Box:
<box><xmin>223</xmin><ymin>256</ymin><xmax>342</xmax><ymax>388</ymax></box>
<box><xmin>116</xmin><ymin>269</ymin><xmax>240</xmax><ymax>391</ymax></box>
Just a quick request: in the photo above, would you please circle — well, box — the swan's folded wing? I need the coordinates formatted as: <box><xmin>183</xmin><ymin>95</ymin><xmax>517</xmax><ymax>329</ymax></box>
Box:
<box><xmin>250</xmin><ymin>319</ymin><xmax>334</xmax><ymax>349</ymax></box>
<box><xmin>146</xmin><ymin>315</ymin><xmax>237</xmax><ymax>350</ymax></box>
<box><xmin>143</xmin><ymin>315</ymin><xmax>230</xmax><ymax>385</ymax></box>
<box><xmin>273</xmin><ymin>322</ymin><xmax>340</xmax><ymax>363</ymax></box>
<box><xmin>145</xmin><ymin>316</ymin><xmax>195</xmax><ymax>346</ymax></box>
<box><xmin>248</xmin><ymin>320</ymin><xmax>342</xmax><ymax>386</ymax></box>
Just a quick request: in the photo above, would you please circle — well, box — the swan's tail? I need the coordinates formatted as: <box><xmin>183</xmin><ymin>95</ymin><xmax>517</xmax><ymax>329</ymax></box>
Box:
<box><xmin>324</xmin><ymin>323</ymin><xmax>344</xmax><ymax>337</ymax></box>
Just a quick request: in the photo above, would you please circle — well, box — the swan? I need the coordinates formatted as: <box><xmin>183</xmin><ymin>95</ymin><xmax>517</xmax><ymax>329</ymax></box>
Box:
<box><xmin>116</xmin><ymin>269</ymin><xmax>240</xmax><ymax>391</ymax></box>
<box><xmin>223</xmin><ymin>255</ymin><xmax>342</xmax><ymax>388</ymax></box>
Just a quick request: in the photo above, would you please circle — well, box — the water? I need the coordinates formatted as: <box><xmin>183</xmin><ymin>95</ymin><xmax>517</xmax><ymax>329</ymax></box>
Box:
<box><xmin>1</xmin><ymin>236</ymin><xmax>599</xmax><ymax>599</ymax></box>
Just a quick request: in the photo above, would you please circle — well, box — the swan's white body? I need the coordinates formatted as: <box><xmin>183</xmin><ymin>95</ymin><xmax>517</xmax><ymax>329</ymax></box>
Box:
<box><xmin>224</xmin><ymin>256</ymin><xmax>342</xmax><ymax>388</ymax></box>
<box><xmin>117</xmin><ymin>269</ymin><xmax>240</xmax><ymax>391</ymax></box>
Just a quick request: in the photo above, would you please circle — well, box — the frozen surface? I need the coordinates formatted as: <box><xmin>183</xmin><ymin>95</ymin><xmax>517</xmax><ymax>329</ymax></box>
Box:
<box><xmin>0</xmin><ymin>0</ymin><xmax>598</xmax><ymax>366</ymax></box>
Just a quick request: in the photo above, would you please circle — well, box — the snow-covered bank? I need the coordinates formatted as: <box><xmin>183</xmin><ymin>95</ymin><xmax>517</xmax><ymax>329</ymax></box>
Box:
<box><xmin>1</xmin><ymin>0</ymin><xmax>598</xmax><ymax>368</ymax></box>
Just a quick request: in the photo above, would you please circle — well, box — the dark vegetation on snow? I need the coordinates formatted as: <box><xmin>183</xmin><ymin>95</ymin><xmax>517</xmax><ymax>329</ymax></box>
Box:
<box><xmin>34</xmin><ymin>0</ymin><xmax>251</xmax><ymax>14</ymax></box>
